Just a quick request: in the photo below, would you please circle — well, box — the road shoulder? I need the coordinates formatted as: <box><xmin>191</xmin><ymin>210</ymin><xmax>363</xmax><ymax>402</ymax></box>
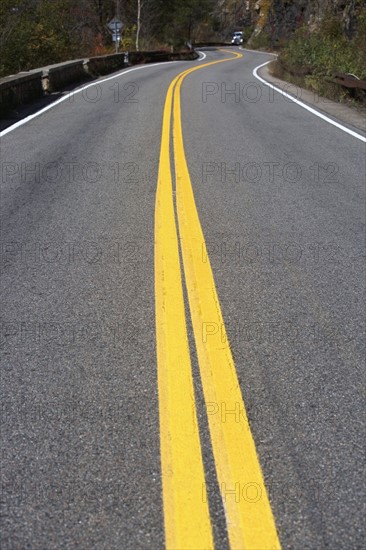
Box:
<box><xmin>258</xmin><ymin>60</ymin><xmax>366</xmax><ymax>135</ymax></box>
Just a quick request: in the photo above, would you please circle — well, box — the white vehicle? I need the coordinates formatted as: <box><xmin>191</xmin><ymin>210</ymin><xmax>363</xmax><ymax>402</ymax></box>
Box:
<box><xmin>231</xmin><ymin>31</ymin><xmax>244</xmax><ymax>45</ymax></box>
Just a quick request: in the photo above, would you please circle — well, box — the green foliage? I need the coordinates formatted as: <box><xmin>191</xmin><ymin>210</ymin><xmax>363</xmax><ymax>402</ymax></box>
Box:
<box><xmin>280</xmin><ymin>11</ymin><xmax>366</xmax><ymax>80</ymax></box>
<box><xmin>321</xmin><ymin>16</ymin><xmax>344</xmax><ymax>40</ymax></box>
<box><xmin>242</xmin><ymin>26</ymin><xmax>254</xmax><ymax>44</ymax></box>
<box><xmin>151</xmin><ymin>0</ymin><xmax>216</xmax><ymax>47</ymax></box>
<box><xmin>248</xmin><ymin>30</ymin><xmax>271</xmax><ymax>50</ymax></box>
<box><xmin>0</xmin><ymin>0</ymin><xmax>218</xmax><ymax>76</ymax></box>
<box><xmin>277</xmin><ymin>10</ymin><xmax>366</xmax><ymax>103</ymax></box>
<box><xmin>0</xmin><ymin>0</ymin><xmax>115</xmax><ymax>77</ymax></box>
<box><xmin>121</xmin><ymin>25</ymin><xmax>137</xmax><ymax>51</ymax></box>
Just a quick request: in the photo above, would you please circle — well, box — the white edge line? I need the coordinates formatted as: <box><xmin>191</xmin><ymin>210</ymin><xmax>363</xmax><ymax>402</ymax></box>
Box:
<box><xmin>198</xmin><ymin>51</ymin><xmax>207</xmax><ymax>61</ymax></box>
<box><xmin>253</xmin><ymin>60</ymin><xmax>366</xmax><ymax>143</ymax></box>
<box><xmin>0</xmin><ymin>60</ymin><xmax>185</xmax><ymax>138</ymax></box>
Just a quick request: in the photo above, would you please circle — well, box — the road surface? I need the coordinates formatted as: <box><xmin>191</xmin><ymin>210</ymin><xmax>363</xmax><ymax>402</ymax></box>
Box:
<box><xmin>1</xmin><ymin>48</ymin><xmax>365</xmax><ymax>549</ymax></box>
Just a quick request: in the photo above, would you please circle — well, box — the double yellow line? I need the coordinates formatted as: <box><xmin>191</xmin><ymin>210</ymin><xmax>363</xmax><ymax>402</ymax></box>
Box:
<box><xmin>155</xmin><ymin>51</ymin><xmax>280</xmax><ymax>550</ymax></box>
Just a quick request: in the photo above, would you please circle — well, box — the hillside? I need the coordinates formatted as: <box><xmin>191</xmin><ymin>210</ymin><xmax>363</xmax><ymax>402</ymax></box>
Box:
<box><xmin>1</xmin><ymin>0</ymin><xmax>365</xmax><ymax>104</ymax></box>
<box><xmin>213</xmin><ymin>0</ymin><xmax>365</xmax><ymax>44</ymax></box>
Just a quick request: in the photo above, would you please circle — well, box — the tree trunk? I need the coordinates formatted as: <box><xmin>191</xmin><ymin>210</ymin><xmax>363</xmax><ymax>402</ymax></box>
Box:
<box><xmin>136</xmin><ymin>0</ymin><xmax>142</xmax><ymax>51</ymax></box>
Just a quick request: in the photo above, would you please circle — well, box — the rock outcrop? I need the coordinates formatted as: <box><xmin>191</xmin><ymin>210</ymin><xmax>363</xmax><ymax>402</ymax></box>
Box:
<box><xmin>247</xmin><ymin>0</ymin><xmax>365</xmax><ymax>45</ymax></box>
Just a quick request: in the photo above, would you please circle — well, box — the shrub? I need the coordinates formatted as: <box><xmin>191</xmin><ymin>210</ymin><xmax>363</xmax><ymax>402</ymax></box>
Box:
<box><xmin>280</xmin><ymin>12</ymin><xmax>366</xmax><ymax>80</ymax></box>
<box><xmin>249</xmin><ymin>30</ymin><xmax>271</xmax><ymax>50</ymax></box>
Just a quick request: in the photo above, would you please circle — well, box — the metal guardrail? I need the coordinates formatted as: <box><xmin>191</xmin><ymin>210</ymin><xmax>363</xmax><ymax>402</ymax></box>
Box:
<box><xmin>333</xmin><ymin>73</ymin><xmax>366</xmax><ymax>90</ymax></box>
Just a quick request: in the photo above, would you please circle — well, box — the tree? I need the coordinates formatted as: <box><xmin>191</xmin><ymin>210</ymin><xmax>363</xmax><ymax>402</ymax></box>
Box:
<box><xmin>136</xmin><ymin>0</ymin><xmax>141</xmax><ymax>50</ymax></box>
<box><xmin>0</xmin><ymin>0</ymin><xmax>219</xmax><ymax>77</ymax></box>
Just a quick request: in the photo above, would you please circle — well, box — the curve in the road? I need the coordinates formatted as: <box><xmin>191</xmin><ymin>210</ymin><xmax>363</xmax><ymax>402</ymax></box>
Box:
<box><xmin>155</xmin><ymin>49</ymin><xmax>281</xmax><ymax>550</ymax></box>
<box><xmin>253</xmin><ymin>61</ymin><xmax>366</xmax><ymax>143</ymax></box>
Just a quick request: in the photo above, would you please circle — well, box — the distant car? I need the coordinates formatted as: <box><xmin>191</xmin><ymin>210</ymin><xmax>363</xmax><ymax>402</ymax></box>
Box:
<box><xmin>231</xmin><ymin>31</ymin><xmax>244</xmax><ymax>45</ymax></box>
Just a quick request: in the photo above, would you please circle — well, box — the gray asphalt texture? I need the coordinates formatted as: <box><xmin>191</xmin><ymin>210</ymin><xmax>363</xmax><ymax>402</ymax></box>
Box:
<box><xmin>1</xmin><ymin>49</ymin><xmax>365</xmax><ymax>549</ymax></box>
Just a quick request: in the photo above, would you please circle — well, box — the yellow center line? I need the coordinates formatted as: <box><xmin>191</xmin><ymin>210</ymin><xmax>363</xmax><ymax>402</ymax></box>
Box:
<box><xmin>155</xmin><ymin>50</ymin><xmax>281</xmax><ymax>549</ymax></box>
<box><xmin>173</xmin><ymin>55</ymin><xmax>281</xmax><ymax>549</ymax></box>
<box><xmin>154</xmin><ymin>67</ymin><xmax>213</xmax><ymax>548</ymax></box>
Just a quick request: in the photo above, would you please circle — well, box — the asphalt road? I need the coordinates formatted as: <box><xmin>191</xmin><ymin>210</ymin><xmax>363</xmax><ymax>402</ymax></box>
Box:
<box><xmin>1</xmin><ymin>48</ymin><xmax>365</xmax><ymax>549</ymax></box>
